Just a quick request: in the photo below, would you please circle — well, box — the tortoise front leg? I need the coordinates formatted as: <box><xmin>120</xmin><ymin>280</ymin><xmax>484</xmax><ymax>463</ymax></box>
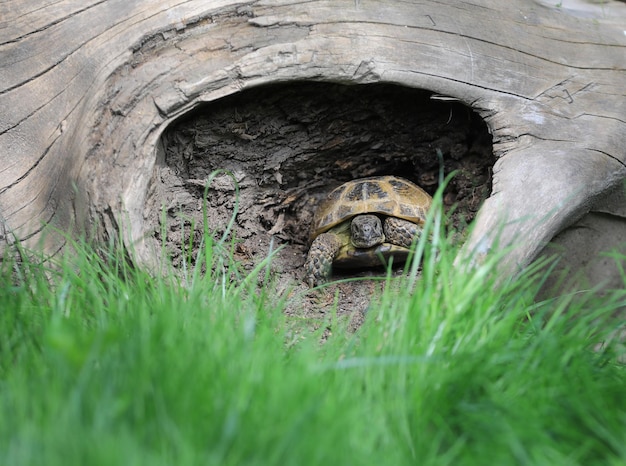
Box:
<box><xmin>304</xmin><ymin>232</ymin><xmax>342</xmax><ymax>287</ymax></box>
<box><xmin>384</xmin><ymin>217</ymin><xmax>421</xmax><ymax>248</ymax></box>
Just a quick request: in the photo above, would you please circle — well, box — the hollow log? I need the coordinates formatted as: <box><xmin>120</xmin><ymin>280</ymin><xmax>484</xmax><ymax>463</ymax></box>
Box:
<box><xmin>1</xmin><ymin>0</ymin><xmax>625</xmax><ymax>284</ymax></box>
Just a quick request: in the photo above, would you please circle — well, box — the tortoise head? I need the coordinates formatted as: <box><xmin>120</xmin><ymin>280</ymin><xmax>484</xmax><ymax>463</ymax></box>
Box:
<box><xmin>350</xmin><ymin>214</ymin><xmax>385</xmax><ymax>248</ymax></box>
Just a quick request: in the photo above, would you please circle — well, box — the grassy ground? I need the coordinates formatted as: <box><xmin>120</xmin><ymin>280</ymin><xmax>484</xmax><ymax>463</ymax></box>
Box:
<box><xmin>1</xmin><ymin>211</ymin><xmax>625</xmax><ymax>465</ymax></box>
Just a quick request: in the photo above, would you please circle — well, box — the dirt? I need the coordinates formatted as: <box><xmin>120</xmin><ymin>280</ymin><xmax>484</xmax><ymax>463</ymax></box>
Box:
<box><xmin>146</xmin><ymin>82</ymin><xmax>493</xmax><ymax>332</ymax></box>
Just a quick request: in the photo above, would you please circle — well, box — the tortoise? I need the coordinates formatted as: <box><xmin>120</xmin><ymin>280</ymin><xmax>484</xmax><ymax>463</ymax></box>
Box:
<box><xmin>303</xmin><ymin>175</ymin><xmax>432</xmax><ymax>287</ymax></box>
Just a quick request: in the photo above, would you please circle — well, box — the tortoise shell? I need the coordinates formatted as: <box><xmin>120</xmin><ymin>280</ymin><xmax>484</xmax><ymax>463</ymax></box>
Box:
<box><xmin>312</xmin><ymin>175</ymin><xmax>432</xmax><ymax>238</ymax></box>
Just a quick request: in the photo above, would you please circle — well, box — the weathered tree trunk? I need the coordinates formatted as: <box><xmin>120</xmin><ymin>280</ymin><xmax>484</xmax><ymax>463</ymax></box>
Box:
<box><xmin>1</xmin><ymin>0</ymin><xmax>625</xmax><ymax>287</ymax></box>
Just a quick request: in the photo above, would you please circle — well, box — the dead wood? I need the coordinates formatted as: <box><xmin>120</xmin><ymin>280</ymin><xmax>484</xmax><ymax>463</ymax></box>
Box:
<box><xmin>1</xmin><ymin>0</ymin><xmax>625</xmax><ymax>295</ymax></box>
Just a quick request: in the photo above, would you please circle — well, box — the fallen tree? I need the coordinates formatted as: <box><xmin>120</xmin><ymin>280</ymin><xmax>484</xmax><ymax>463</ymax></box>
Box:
<box><xmin>1</xmin><ymin>0</ymin><xmax>625</xmax><ymax>289</ymax></box>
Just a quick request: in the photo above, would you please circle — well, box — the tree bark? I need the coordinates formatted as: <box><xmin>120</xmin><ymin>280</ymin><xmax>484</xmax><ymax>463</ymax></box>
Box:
<box><xmin>1</xmin><ymin>0</ymin><xmax>625</xmax><ymax>279</ymax></box>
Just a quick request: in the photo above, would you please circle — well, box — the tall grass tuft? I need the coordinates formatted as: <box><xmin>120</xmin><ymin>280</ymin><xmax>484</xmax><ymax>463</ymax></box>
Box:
<box><xmin>1</xmin><ymin>189</ymin><xmax>625</xmax><ymax>465</ymax></box>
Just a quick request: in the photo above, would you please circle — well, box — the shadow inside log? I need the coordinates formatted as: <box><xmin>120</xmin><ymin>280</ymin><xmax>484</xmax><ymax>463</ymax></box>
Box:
<box><xmin>147</xmin><ymin>82</ymin><xmax>494</xmax><ymax>283</ymax></box>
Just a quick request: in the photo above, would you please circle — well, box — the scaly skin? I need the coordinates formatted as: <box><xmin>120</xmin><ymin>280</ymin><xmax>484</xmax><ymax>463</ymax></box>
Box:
<box><xmin>304</xmin><ymin>232</ymin><xmax>343</xmax><ymax>287</ymax></box>
<box><xmin>304</xmin><ymin>216</ymin><xmax>421</xmax><ymax>287</ymax></box>
<box><xmin>384</xmin><ymin>217</ymin><xmax>420</xmax><ymax>248</ymax></box>
<box><xmin>350</xmin><ymin>214</ymin><xmax>384</xmax><ymax>248</ymax></box>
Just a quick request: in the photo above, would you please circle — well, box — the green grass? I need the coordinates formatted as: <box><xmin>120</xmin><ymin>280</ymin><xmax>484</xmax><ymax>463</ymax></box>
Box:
<box><xmin>1</xmin><ymin>210</ymin><xmax>625</xmax><ymax>465</ymax></box>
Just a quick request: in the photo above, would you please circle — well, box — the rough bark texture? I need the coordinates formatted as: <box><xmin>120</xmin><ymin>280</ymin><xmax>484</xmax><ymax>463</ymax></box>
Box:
<box><xmin>1</xmin><ymin>0</ymin><xmax>625</xmax><ymax>300</ymax></box>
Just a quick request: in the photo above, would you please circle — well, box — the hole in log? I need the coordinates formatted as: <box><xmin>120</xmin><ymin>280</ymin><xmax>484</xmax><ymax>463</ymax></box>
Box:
<box><xmin>147</xmin><ymin>82</ymin><xmax>493</xmax><ymax>284</ymax></box>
